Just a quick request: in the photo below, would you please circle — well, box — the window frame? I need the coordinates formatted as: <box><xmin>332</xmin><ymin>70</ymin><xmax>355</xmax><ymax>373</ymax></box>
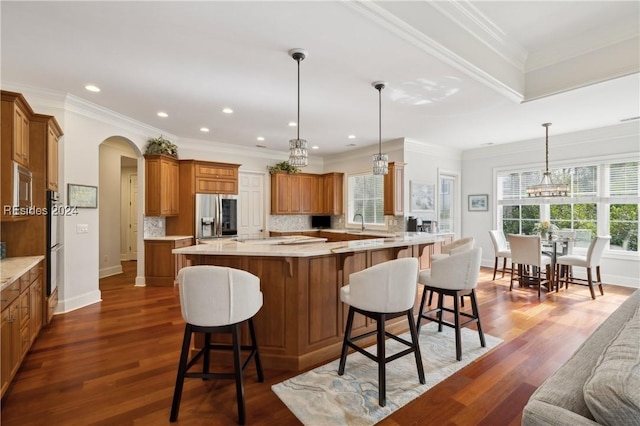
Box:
<box><xmin>346</xmin><ymin>171</ymin><xmax>387</xmax><ymax>230</ymax></box>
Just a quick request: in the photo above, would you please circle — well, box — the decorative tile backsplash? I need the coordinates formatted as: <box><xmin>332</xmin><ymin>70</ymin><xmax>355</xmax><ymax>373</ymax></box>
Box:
<box><xmin>144</xmin><ymin>216</ymin><xmax>166</xmax><ymax>238</ymax></box>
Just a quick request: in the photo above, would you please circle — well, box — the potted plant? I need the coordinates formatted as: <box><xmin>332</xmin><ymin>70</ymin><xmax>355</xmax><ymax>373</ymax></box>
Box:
<box><xmin>267</xmin><ymin>161</ymin><xmax>300</xmax><ymax>174</ymax></box>
<box><xmin>145</xmin><ymin>135</ymin><xmax>178</xmax><ymax>158</ymax></box>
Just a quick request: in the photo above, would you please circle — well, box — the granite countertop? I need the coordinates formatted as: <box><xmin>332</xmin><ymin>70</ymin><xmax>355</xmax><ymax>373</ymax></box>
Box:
<box><xmin>173</xmin><ymin>232</ymin><xmax>445</xmax><ymax>258</ymax></box>
<box><xmin>0</xmin><ymin>256</ymin><xmax>45</xmax><ymax>291</ymax></box>
<box><xmin>144</xmin><ymin>235</ymin><xmax>193</xmax><ymax>241</ymax></box>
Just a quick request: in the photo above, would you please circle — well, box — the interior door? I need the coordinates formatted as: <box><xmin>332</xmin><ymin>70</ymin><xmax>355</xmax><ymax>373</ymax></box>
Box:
<box><xmin>238</xmin><ymin>172</ymin><xmax>264</xmax><ymax>239</ymax></box>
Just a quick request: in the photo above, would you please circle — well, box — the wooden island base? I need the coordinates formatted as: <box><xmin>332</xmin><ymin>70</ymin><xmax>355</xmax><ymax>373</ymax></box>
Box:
<box><xmin>184</xmin><ymin>239</ymin><xmax>445</xmax><ymax>371</ymax></box>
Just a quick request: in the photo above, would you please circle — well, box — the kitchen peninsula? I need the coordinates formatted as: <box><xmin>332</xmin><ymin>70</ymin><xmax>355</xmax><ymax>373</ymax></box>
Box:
<box><xmin>173</xmin><ymin>232</ymin><xmax>451</xmax><ymax>371</ymax></box>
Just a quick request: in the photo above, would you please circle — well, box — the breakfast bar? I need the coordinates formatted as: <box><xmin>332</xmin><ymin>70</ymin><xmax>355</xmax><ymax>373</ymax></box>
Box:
<box><xmin>173</xmin><ymin>232</ymin><xmax>450</xmax><ymax>371</ymax></box>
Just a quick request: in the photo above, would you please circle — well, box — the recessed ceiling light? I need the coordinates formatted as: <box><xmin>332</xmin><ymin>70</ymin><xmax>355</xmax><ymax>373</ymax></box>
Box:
<box><xmin>311</xmin><ymin>146</ymin><xmax>319</xmax><ymax>150</ymax></box>
<box><xmin>222</xmin><ymin>108</ymin><xmax>233</xmax><ymax>114</ymax></box>
<box><xmin>257</xmin><ymin>136</ymin><xmax>265</xmax><ymax>141</ymax></box>
<box><xmin>348</xmin><ymin>135</ymin><xmax>356</xmax><ymax>139</ymax></box>
<box><xmin>157</xmin><ymin>112</ymin><xmax>168</xmax><ymax>118</ymax></box>
<box><xmin>288</xmin><ymin>122</ymin><xmax>297</xmax><ymax>127</ymax></box>
<box><xmin>85</xmin><ymin>84</ymin><xmax>100</xmax><ymax>92</ymax></box>
<box><xmin>200</xmin><ymin>127</ymin><xmax>210</xmax><ymax>132</ymax></box>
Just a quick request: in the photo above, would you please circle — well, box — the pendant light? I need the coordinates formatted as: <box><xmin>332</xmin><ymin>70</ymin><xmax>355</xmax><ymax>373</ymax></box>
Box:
<box><xmin>288</xmin><ymin>48</ymin><xmax>308</xmax><ymax>167</ymax></box>
<box><xmin>526</xmin><ymin>123</ymin><xmax>569</xmax><ymax>197</ymax></box>
<box><xmin>372</xmin><ymin>81</ymin><xmax>388</xmax><ymax>175</ymax></box>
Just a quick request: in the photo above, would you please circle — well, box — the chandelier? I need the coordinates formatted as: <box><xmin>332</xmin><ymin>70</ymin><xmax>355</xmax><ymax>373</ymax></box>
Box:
<box><xmin>372</xmin><ymin>81</ymin><xmax>388</xmax><ymax>175</ymax></box>
<box><xmin>288</xmin><ymin>48</ymin><xmax>308</xmax><ymax>167</ymax></box>
<box><xmin>526</xmin><ymin>123</ymin><xmax>569</xmax><ymax>197</ymax></box>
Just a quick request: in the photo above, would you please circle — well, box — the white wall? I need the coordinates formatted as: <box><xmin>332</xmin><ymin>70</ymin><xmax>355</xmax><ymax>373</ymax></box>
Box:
<box><xmin>462</xmin><ymin>121</ymin><xmax>640</xmax><ymax>287</ymax></box>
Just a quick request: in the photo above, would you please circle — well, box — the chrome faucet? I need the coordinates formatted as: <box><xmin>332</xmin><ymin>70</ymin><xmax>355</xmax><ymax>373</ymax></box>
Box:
<box><xmin>353</xmin><ymin>213</ymin><xmax>364</xmax><ymax>231</ymax></box>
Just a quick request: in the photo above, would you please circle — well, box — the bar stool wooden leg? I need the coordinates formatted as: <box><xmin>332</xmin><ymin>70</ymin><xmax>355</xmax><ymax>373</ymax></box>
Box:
<box><xmin>170</xmin><ymin>325</ymin><xmax>192</xmax><ymax>422</ymax></box>
<box><xmin>377</xmin><ymin>314</ymin><xmax>386</xmax><ymax>407</ymax></box>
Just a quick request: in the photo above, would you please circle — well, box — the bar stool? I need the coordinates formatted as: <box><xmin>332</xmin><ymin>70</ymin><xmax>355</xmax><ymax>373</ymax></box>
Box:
<box><xmin>417</xmin><ymin>247</ymin><xmax>485</xmax><ymax>361</ymax></box>
<box><xmin>338</xmin><ymin>257</ymin><xmax>425</xmax><ymax>407</ymax></box>
<box><xmin>170</xmin><ymin>265</ymin><xmax>264</xmax><ymax>425</ymax></box>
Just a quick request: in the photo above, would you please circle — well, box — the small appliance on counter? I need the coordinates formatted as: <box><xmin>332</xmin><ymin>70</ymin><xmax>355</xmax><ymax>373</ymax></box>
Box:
<box><xmin>311</xmin><ymin>215</ymin><xmax>331</xmax><ymax>229</ymax></box>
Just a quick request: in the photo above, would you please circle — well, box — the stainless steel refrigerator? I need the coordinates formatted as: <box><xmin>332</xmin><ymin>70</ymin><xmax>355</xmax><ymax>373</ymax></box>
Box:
<box><xmin>195</xmin><ymin>193</ymin><xmax>238</xmax><ymax>241</ymax></box>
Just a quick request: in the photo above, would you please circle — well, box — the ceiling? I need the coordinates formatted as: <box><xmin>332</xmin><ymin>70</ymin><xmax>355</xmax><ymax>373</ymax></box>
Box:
<box><xmin>2</xmin><ymin>1</ymin><xmax>639</xmax><ymax>157</ymax></box>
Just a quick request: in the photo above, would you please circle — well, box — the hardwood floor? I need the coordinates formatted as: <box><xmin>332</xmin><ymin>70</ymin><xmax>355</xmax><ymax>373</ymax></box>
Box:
<box><xmin>1</xmin><ymin>261</ymin><xmax>635</xmax><ymax>425</ymax></box>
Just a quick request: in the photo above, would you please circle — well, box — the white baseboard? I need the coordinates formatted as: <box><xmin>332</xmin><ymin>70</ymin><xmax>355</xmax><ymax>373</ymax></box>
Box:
<box><xmin>99</xmin><ymin>265</ymin><xmax>123</xmax><ymax>279</ymax></box>
<box><xmin>55</xmin><ymin>290</ymin><xmax>102</xmax><ymax>314</ymax></box>
<box><xmin>135</xmin><ymin>275</ymin><xmax>146</xmax><ymax>287</ymax></box>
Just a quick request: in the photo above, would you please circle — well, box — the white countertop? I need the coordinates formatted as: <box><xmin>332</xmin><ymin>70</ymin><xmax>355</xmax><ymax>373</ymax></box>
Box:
<box><xmin>173</xmin><ymin>232</ymin><xmax>445</xmax><ymax>258</ymax></box>
<box><xmin>144</xmin><ymin>235</ymin><xmax>193</xmax><ymax>241</ymax></box>
<box><xmin>1</xmin><ymin>256</ymin><xmax>45</xmax><ymax>291</ymax></box>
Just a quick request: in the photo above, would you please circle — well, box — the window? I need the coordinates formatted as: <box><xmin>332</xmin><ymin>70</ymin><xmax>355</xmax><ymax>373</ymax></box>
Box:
<box><xmin>496</xmin><ymin>160</ymin><xmax>639</xmax><ymax>253</ymax></box>
<box><xmin>438</xmin><ymin>174</ymin><xmax>456</xmax><ymax>233</ymax></box>
<box><xmin>347</xmin><ymin>173</ymin><xmax>384</xmax><ymax>226</ymax></box>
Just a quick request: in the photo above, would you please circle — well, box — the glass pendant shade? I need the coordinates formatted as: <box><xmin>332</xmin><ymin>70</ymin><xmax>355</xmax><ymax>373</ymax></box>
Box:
<box><xmin>527</xmin><ymin>123</ymin><xmax>570</xmax><ymax>197</ymax></box>
<box><xmin>288</xmin><ymin>138</ymin><xmax>308</xmax><ymax>167</ymax></box>
<box><xmin>372</xmin><ymin>153</ymin><xmax>388</xmax><ymax>175</ymax></box>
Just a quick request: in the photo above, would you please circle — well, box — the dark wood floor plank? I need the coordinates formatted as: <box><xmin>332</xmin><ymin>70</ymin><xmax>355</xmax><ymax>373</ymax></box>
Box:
<box><xmin>0</xmin><ymin>261</ymin><xmax>635</xmax><ymax>425</ymax></box>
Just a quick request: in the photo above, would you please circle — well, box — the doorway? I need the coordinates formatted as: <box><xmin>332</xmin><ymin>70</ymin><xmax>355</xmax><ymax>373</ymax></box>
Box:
<box><xmin>237</xmin><ymin>171</ymin><xmax>265</xmax><ymax>239</ymax></box>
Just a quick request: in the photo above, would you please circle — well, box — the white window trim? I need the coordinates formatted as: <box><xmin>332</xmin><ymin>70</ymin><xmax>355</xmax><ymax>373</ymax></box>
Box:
<box><xmin>345</xmin><ymin>170</ymin><xmax>388</xmax><ymax>231</ymax></box>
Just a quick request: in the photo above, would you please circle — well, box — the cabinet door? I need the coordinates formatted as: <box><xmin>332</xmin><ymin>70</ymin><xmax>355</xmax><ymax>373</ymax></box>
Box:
<box><xmin>13</xmin><ymin>105</ymin><xmax>29</xmax><ymax>167</ymax></box>
<box><xmin>1</xmin><ymin>308</ymin><xmax>12</xmax><ymax>396</ymax></box>
<box><xmin>46</xmin><ymin>126</ymin><xmax>59</xmax><ymax>191</ymax></box>
<box><xmin>300</xmin><ymin>174</ymin><xmax>321</xmax><ymax>214</ymax></box>
<box><xmin>29</xmin><ymin>275</ymin><xmax>43</xmax><ymax>344</ymax></box>
<box><xmin>145</xmin><ymin>155</ymin><xmax>179</xmax><ymax>216</ymax></box>
<box><xmin>289</xmin><ymin>174</ymin><xmax>301</xmax><ymax>213</ymax></box>
<box><xmin>322</xmin><ymin>173</ymin><xmax>344</xmax><ymax>215</ymax></box>
<box><xmin>271</xmin><ymin>173</ymin><xmax>291</xmax><ymax>214</ymax></box>
<box><xmin>384</xmin><ymin>162</ymin><xmax>404</xmax><ymax>216</ymax></box>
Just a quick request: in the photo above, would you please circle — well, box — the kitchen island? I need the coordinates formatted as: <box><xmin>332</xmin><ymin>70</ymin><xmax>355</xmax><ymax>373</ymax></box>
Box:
<box><xmin>173</xmin><ymin>232</ymin><xmax>451</xmax><ymax>371</ymax></box>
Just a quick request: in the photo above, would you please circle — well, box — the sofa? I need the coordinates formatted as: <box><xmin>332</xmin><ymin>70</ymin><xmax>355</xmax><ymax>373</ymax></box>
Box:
<box><xmin>522</xmin><ymin>289</ymin><xmax>640</xmax><ymax>425</ymax></box>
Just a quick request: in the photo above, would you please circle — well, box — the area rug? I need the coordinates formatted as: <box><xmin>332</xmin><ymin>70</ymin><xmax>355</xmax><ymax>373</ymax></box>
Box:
<box><xmin>272</xmin><ymin>322</ymin><xmax>503</xmax><ymax>426</ymax></box>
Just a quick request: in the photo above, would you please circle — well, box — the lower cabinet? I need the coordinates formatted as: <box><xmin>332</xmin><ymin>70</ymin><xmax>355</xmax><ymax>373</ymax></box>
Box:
<box><xmin>145</xmin><ymin>237</ymin><xmax>193</xmax><ymax>286</ymax></box>
<box><xmin>1</xmin><ymin>260</ymin><xmax>44</xmax><ymax>398</ymax></box>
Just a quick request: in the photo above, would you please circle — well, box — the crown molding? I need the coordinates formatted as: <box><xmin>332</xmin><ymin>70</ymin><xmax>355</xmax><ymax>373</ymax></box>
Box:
<box><xmin>404</xmin><ymin>138</ymin><xmax>462</xmax><ymax>160</ymax></box>
<box><xmin>322</xmin><ymin>137</ymin><xmax>404</xmax><ymax>165</ymax></box>
<box><xmin>344</xmin><ymin>0</ymin><xmax>524</xmax><ymax>103</ymax></box>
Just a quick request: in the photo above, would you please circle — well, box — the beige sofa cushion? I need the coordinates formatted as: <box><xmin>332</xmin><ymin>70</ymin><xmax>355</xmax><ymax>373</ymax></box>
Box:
<box><xmin>583</xmin><ymin>305</ymin><xmax>640</xmax><ymax>426</ymax></box>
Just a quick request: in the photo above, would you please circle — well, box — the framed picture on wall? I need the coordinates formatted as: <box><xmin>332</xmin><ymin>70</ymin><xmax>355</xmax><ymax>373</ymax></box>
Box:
<box><xmin>468</xmin><ymin>194</ymin><xmax>488</xmax><ymax>211</ymax></box>
<box><xmin>410</xmin><ymin>181</ymin><xmax>435</xmax><ymax>212</ymax></box>
<box><xmin>68</xmin><ymin>184</ymin><xmax>98</xmax><ymax>208</ymax></box>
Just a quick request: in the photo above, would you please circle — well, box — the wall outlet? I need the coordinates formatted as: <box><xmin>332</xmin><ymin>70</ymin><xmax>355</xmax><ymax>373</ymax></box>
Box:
<box><xmin>77</xmin><ymin>224</ymin><xmax>89</xmax><ymax>234</ymax></box>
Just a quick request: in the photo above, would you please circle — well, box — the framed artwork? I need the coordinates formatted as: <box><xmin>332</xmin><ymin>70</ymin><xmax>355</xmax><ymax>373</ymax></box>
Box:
<box><xmin>468</xmin><ymin>194</ymin><xmax>488</xmax><ymax>211</ymax></box>
<box><xmin>68</xmin><ymin>184</ymin><xmax>98</xmax><ymax>208</ymax></box>
<box><xmin>410</xmin><ymin>181</ymin><xmax>435</xmax><ymax>212</ymax></box>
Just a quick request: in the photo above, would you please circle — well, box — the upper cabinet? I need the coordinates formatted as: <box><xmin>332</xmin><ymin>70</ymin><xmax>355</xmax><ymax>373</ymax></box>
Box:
<box><xmin>194</xmin><ymin>161</ymin><xmax>240</xmax><ymax>194</ymax></box>
<box><xmin>270</xmin><ymin>172</ymin><xmax>343</xmax><ymax>215</ymax></box>
<box><xmin>2</xmin><ymin>92</ymin><xmax>33</xmax><ymax>169</ymax></box>
<box><xmin>145</xmin><ymin>154</ymin><xmax>179</xmax><ymax>216</ymax></box>
<box><xmin>31</xmin><ymin>114</ymin><xmax>63</xmax><ymax>192</ymax></box>
<box><xmin>384</xmin><ymin>162</ymin><xmax>404</xmax><ymax>216</ymax></box>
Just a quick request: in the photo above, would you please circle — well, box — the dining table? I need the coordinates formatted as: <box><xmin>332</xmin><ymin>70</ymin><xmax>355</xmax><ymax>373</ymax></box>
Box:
<box><xmin>541</xmin><ymin>236</ymin><xmax>572</xmax><ymax>290</ymax></box>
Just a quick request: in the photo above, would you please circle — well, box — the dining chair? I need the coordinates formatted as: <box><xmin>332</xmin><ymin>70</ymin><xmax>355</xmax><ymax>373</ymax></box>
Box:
<box><xmin>338</xmin><ymin>258</ymin><xmax>425</xmax><ymax>407</ymax></box>
<box><xmin>489</xmin><ymin>230</ymin><xmax>511</xmax><ymax>280</ymax></box>
<box><xmin>170</xmin><ymin>266</ymin><xmax>264</xmax><ymax>425</ymax></box>
<box><xmin>556</xmin><ymin>236</ymin><xmax>610</xmax><ymax>299</ymax></box>
<box><xmin>508</xmin><ymin>234</ymin><xmax>552</xmax><ymax>298</ymax></box>
<box><xmin>417</xmin><ymin>247</ymin><xmax>485</xmax><ymax>361</ymax></box>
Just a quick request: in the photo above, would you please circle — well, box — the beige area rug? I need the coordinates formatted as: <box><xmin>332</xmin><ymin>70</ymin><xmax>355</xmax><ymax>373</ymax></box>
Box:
<box><xmin>272</xmin><ymin>322</ymin><xmax>503</xmax><ymax>426</ymax></box>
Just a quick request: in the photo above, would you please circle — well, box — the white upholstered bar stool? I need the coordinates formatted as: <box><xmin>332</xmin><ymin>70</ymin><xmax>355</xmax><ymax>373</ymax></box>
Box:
<box><xmin>417</xmin><ymin>247</ymin><xmax>485</xmax><ymax>361</ymax></box>
<box><xmin>556</xmin><ymin>236</ymin><xmax>610</xmax><ymax>300</ymax></box>
<box><xmin>489</xmin><ymin>230</ymin><xmax>511</xmax><ymax>280</ymax></box>
<box><xmin>338</xmin><ymin>257</ymin><xmax>425</xmax><ymax>407</ymax></box>
<box><xmin>170</xmin><ymin>266</ymin><xmax>264</xmax><ymax>425</ymax></box>
<box><xmin>427</xmin><ymin>237</ymin><xmax>475</xmax><ymax>307</ymax></box>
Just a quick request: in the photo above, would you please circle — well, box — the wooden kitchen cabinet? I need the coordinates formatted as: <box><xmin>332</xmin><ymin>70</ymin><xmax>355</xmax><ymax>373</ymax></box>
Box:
<box><xmin>271</xmin><ymin>172</ymin><xmax>343</xmax><ymax>215</ymax></box>
<box><xmin>321</xmin><ymin>173</ymin><xmax>344</xmax><ymax>215</ymax></box>
<box><xmin>1</xmin><ymin>260</ymin><xmax>44</xmax><ymax>398</ymax></box>
<box><xmin>2</xmin><ymin>91</ymin><xmax>33</xmax><ymax>169</ymax></box>
<box><xmin>144</xmin><ymin>237</ymin><xmax>193</xmax><ymax>286</ymax></box>
<box><xmin>31</xmin><ymin>114</ymin><xmax>63</xmax><ymax>192</ymax></box>
<box><xmin>384</xmin><ymin>162</ymin><xmax>405</xmax><ymax>216</ymax></box>
<box><xmin>195</xmin><ymin>161</ymin><xmax>240</xmax><ymax>194</ymax></box>
<box><xmin>145</xmin><ymin>154</ymin><xmax>179</xmax><ymax>216</ymax></box>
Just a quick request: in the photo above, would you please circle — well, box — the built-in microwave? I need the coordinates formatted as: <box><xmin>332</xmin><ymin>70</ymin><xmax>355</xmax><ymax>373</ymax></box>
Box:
<box><xmin>14</xmin><ymin>161</ymin><xmax>32</xmax><ymax>210</ymax></box>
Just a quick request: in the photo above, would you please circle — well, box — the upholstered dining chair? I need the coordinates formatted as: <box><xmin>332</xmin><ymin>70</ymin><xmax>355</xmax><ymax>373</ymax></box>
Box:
<box><xmin>556</xmin><ymin>236</ymin><xmax>610</xmax><ymax>300</ymax></box>
<box><xmin>508</xmin><ymin>234</ymin><xmax>552</xmax><ymax>298</ymax></box>
<box><xmin>489</xmin><ymin>230</ymin><xmax>511</xmax><ymax>280</ymax></box>
<box><xmin>430</xmin><ymin>236</ymin><xmax>475</xmax><ymax>263</ymax></box>
<box><xmin>338</xmin><ymin>257</ymin><xmax>425</xmax><ymax>407</ymax></box>
<box><xmin>417</xmin><ymin>247</ymin><xmax>485</xmax><ymax>361</ymax></box>
<box><xmin>170</xmin><ymin>266</ymin><xmax>264</xmax><ymax>425</ymax></box>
